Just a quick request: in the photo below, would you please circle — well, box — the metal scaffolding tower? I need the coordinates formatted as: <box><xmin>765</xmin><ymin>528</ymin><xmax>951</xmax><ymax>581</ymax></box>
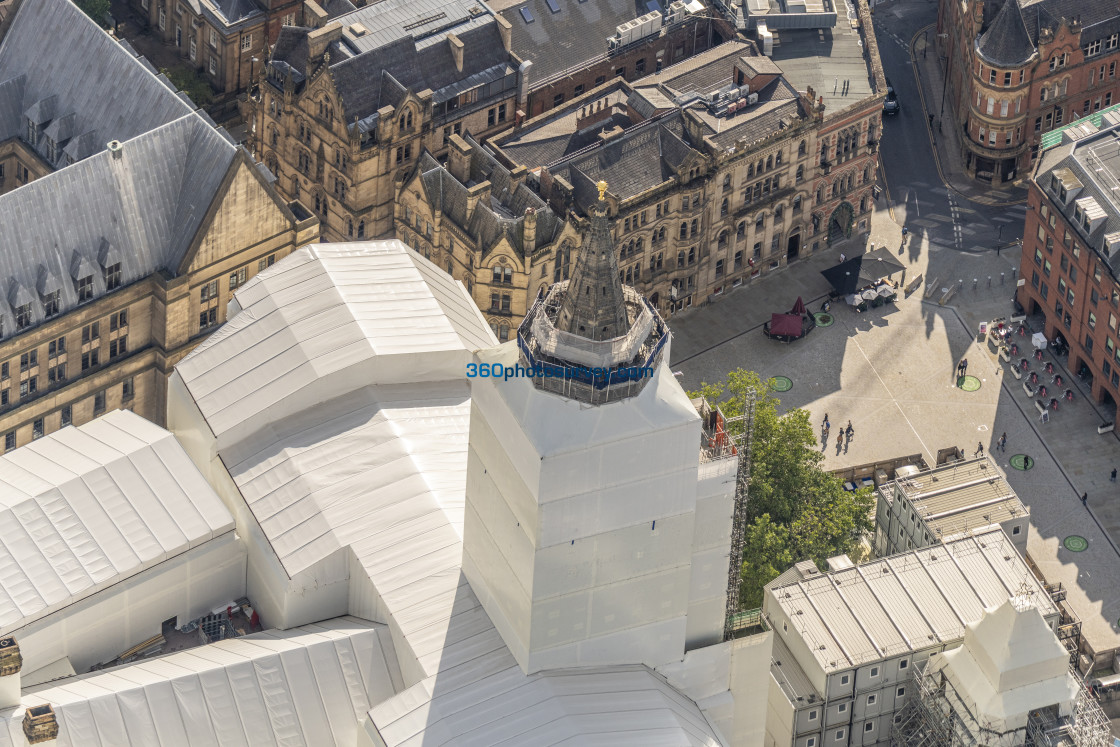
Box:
<box><xmin>723</xmin><ymin>388</ymin><xmax>756</xmax><ymax>641</ymax></box>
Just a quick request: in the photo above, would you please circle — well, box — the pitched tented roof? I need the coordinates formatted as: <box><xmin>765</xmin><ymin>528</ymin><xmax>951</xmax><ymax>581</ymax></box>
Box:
<box><xmin>976</xmin><ymin>0</ymin><xmax>1035</xmax><ymax>67</ymax></box>
<box><xmin>0</xmin><ymin>410</ymin><xmax>234</xmax><ymax>637</ymax></box>
<box><xmin>176</xmin><ymin>243</ymin><xmax>496</xmax><ymax>445</ymax></box>
<box><xmin>0</xmin><ymin>617</ymin><xmax>402</xmax><ymax>747</ymax></box>
<box><xmin>369</xmin><ymin>665</ymin><xmax>724</xmax><ymax>746</ymax></box>
<box><xmin>0</xmin><ymin>0</ymin><xmax>196</xmax><ymax>162</ymax></box>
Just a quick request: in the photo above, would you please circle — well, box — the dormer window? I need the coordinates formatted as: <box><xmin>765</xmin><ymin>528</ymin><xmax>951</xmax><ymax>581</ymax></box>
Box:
<box><xmin>14</xmin><ymin>303</ymin><xmax>31</xmax><ymax>331</ymax></box>
<box><xmin>25</xmin><ymin>118</ymin><xmax>36</xmax><ymax>146</ymax></box>
<box><xmin>76</xmin><ymin>275</ymin><xmax>93</xmax><ymax>302</ymax></box>
<box><xmin>104</xmin><ymin>263</ymin><xmax>121</xmax><ymax>290</ymax></box>
<box><xmin>42</xmin><ymin>290</ymin><xmax>60</xmax><ymax>317</ymax></box>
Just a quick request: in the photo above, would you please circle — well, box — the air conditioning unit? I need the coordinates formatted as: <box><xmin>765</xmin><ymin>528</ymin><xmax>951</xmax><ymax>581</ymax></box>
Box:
<box><xmin>747</xmin><ymin>92</ymin><xmax>759</xmax><ymax>105</ymax></box>
<box><xmin>739</xmin><ymin>84</ymin><xmax>750</xmax><ymax>96</ymax></box>
<box><xmin>667</xmin><ymin>0</ymin><xmax>686</xmax><ymax>22</ymax></box>
<box><xmin>608</xmin><ymin>35</ymin><xmax>622</xmax><ymax>51</ymax></box>
<box><xmin>727</xmin><ymin>87</ymin><xmax>742</xmax><ymax>102</ymax></box>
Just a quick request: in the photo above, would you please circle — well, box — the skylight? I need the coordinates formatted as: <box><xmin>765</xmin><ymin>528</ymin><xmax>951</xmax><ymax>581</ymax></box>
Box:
<box><xmin>546</xmin><ymin>0</ymin><xmax>561</xmax><ymax>12</ymax></box>
<box><xmin>520</xmin><ymin>7</ymin><xmax>534</xmax><ymax>22</ymax></box>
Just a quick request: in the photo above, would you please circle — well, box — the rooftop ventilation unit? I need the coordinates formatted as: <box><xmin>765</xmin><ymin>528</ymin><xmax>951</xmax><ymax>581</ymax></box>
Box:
<box><xmin>348</xmin><ymin>23</ymin><xmax>368</xmax><ymax>36</ymax></box>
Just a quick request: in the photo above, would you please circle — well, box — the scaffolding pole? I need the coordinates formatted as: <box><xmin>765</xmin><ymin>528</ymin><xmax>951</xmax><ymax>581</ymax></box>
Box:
<box><xmin>723</xmin><ymin>389</ymin><xmax>756</xmax><ymax>641</ymax></box>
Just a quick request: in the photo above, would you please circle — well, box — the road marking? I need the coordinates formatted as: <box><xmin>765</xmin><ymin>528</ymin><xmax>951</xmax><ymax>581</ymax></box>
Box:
<box><xmin>991</xmin><ymin>217</ymin><xmax>1016</xmax><ymax>223</ymax></box>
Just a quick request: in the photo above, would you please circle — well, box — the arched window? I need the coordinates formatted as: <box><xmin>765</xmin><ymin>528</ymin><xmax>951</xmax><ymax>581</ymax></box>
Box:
<box><xmin>357</xmin><ymin>220</ymin><xmax>366</xmax><ymax>239</ymax></box>
<box><xmin>498</xmin><ymin>322</ymin><xmax>509</xmax><ymax>342</ymax></box>
<box><xmin>766</xmin><ymin>155</ymin><xmax>773</xmax><ymax>170</ymax></box>
<box><xmin>637</xmin><ymin>237</ymin><xmax>644</xmax><ymax>251</ymax></box>
<box><xmin>347</xmin><ymin>218</ymin><xmax>354</xmax><ymax>237</ymax></box>
<box><xmin>721</xmin><ymin>198</ymin><xmax>729</xmax><ymax>216</ymax></box>
<box><xmin>291</xmin><ymin>175</ymin><xmax>300</xmax><ymax>198</ymax></box>
<box><xmin>688</xmin><ymin>247</ymin><xmax>695</xmax><ymax>264</ymax></box>
<box><xmin>723</xmin><ymin>174</ymin><xmax>732</xmax><ymax>191</ymax></box>
<box><xmin>737</xmin><ymin>221</ymin><xmax>746</xmax><ymax>238</ymax></box>
<box><xmin>798</xmin><ymin>140</ymin><xmax>806</xmax><ymax>156</ymax></box>
<box><xmin>774</xmin><ymin>205</ymin><xmax>784</xmax><ymax>222</ymax></box>
<box><xmin>447</xmin><ymin>260</ymin><xmax>454</xmax><ymax>274</ymax></box>
<box><xmin>748</xmin><ymin>163</ymin><xmax>755</xmax><ymax>178</ymax></box>
<box><xmin>680</xmin><ymin>222</ymin><xmax>688</xmax><ymax>240</ymax></box>
<box><xmin>677</xmin><ymin>251</ymin><xmax>685</xmax><ymax>267</ymax></box>
<box><xmin>690</xmin><ymin>219</ymin><xmax>698</xmax><ymax>237</ymax></box>
<box><xmin>493</xmin><ymin>266</ymin><xmax>502</xmax><ymax>284</ymax></box>
<box><xmin>775</xmin><ymin>150</ymin><xmax>783</xmax><ymax>165</ymax></box>
<box><xmin>718</xmin><ymin>231</ymin><xmax>728</xmax><ymax>249</ymax></box>
<box><xmin>270</xmin><ymin>127</ymin><xmax>279</xmax><ymax>147</ymax></box>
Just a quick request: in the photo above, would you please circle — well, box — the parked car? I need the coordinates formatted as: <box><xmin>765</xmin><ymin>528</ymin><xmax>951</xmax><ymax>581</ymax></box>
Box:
<box><xmin>884</xmin><ymin>82</ymin><xmax>900</xmax><ymax>115</ymax></box>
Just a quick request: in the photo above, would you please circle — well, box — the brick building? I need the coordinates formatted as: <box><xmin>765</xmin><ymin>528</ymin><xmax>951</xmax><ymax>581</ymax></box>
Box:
<box><xmin>0</xmin><ymin>0</ymin><xmax>317</xmax><ymax>452</ymax></box>
<box><xmin>127</xmin><ymin>0</ymin><xmax>302</xmax><ymax>96</ymax></box>
<box><xmin>937</xmin><ymin>0</ymin><xmax>1120</xmax><ymax>184</ymax></box>
<box><xmin>1016</xmin><ymin>113</ymin><xmax>1120</xmax><ymax>422</ymax></box>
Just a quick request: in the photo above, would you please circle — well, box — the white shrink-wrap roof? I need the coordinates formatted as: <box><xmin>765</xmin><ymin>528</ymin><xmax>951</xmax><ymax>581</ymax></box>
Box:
<box><xmin>176</xmin><ymin>242</ymin><xmax>496</xmax><ymax>451</ymax></box>
<box><xmin>0</xmin><ymin>409</ymin><xmax>234</xmax><ymax>637</ymax></box>
<box><xmin>0</xmin><ymin>617</ymin><xmax>403</xmax><ymax>747</ymax></box>
<box><xmin>369</xmin><ymin>665</ymin><xmax>724</xmax><ymax>747</ymax></box>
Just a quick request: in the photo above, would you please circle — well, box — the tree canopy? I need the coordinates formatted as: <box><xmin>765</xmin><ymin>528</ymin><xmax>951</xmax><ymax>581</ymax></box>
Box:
<box><xmin>690</xmin><ymin>369</ymin><xmax>873</xmax><ymax>609</ymax></box>
<box><xmin>75</xmin><ymin>0</ymin><xmax>111</xmax><ymax>27</ymax></box>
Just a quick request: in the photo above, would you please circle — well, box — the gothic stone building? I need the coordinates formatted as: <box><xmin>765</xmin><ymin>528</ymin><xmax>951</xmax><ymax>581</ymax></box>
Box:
<box><xmin>938</xmin><ymin>0</ymin><xmax>1120</xmax><ymax>183</ymax></box>
<box><xmin>0</xmin><ymin>0</ymin><xmax>318</xmax><ymax>453</ymax></box>
<box><xmin>248</xmin><ymin>0</ymin><xmax>520</xmax><ymax>243</ymax></box>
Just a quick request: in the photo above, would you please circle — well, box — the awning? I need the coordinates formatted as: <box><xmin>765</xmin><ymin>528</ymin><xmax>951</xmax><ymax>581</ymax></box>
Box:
<box><xmin>820</xmin><ymin>248</ymin><xmax>906</xmax><ymax>295</ymax></box>
<box><xmin>769</xmin><ymin>313</ymin><xmax>803</xmax><ymax>337</ymax></box>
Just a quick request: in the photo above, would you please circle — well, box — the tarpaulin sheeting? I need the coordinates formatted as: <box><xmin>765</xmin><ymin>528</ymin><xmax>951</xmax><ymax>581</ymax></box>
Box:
<box><xmin>770</xmin><ymin>313</ymin><xmax>804</xmax><ymax>337</ymax></box>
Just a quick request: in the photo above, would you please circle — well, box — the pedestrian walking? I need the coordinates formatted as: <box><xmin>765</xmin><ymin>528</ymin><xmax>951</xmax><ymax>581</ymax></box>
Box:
<box><xmin>1111</xmin><ymin>468</ymin><xmax>1116</xmax><ymax>483</ymax></box>
<box><xmin>837</xmin><ymin>434</ymin><xmax>843</xmax><ymax>450</ymax></box>
<box><xmin>928</xmin><ymin>114</ymin><xmax>934</xmax><ymax>128</ymax></box>
<box><xmin>962</xmin><ymin>358</ymin><xmax>969</xmax><ymax>375</ymax></box>
<box><xmin>998</xmin><ymin>432</ymin><xmax>1006</xmax><ymax>452</ymax></box>
<box><xmin>839</xmin><ymin>253</ymin><xmax>846</xmax><ymax>263</ymax></box>
<box><xmin>974</xmin><ymin>441</ymin><xmax>984</xmax><ymax>457</ymax></box>
<box><xmin>845</xmin><ymin>421</ymin><xmax>854</xmax><ymax>440</ymax></box>
<box><xmin>1081</xmin><ymin>492</ymin><xmax>1088</xmax><ymax>506</ymax></box>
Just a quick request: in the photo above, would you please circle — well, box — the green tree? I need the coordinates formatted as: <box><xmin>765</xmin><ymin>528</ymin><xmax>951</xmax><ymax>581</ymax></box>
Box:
<box><xmin>690</xmin><ymin>368</ymin><xmax>873</xmax><ymax>609</ymax></box>
<box><xmin>159</xmin><ymin>66</ymin><xmax>216</xmax><ymax>108</ymax></box>
<box><xmin>75</xmin><ymin>0</ymin><xmax>111</xmax><ymax>27</ymax></box>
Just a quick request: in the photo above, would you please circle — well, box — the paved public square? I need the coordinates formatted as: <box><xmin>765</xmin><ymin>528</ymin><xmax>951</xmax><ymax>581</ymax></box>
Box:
<box><xmin>667</xmin><ymin>212</ymin><xmax>1120</xmax><ymax>663</ymax></box>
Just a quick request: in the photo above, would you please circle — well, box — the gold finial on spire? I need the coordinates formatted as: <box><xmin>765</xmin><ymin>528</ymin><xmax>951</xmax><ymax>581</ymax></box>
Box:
<box><xmin>597</xmin><ymin>180</ymin><xmax>608</xmax><ymax>202</ymax></box>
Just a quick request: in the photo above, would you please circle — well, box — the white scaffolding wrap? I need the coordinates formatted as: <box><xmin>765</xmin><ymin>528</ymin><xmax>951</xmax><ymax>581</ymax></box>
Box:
<box><xmin>0</xmin><ymin>410</ymin><xmax>234</xmax><ymax>637</ymax></box>
<box><xmin>0</xmin><ymin>617</ymin><xmax>402</xmax><ymax>747</ymax></box>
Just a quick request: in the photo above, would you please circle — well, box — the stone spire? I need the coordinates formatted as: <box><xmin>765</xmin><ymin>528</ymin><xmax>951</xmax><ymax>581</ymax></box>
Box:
<box><xmin>556</xmin><ymin>181</ymin><xmax>630</xmax><ymax>341</ymax></box>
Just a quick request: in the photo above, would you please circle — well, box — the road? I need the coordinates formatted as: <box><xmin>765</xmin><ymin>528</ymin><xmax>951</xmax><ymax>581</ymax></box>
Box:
<box><xmin>871</xmin><ymin>0</ymin><xmax>1027</xmax><ymax>256</ymax></box>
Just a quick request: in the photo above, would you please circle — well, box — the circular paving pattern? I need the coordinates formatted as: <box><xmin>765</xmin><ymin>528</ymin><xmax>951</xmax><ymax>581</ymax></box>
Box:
<box><xmin>813</xmin><ymin>312</ymin><xmax>834</xmax><ymax>327</ymax></box>
<box><xmin>1063</xmin><ymin>535</ymin><xmax>1089</xmax><ymax>553</ymax></box>
<box><xmin>1009</xmin><ymin>454</ymin><xmax>1034</xmax><ymax>471</ymax></box>
<box><xmin>770</xmin><ymin>376</ymin><xmax>793</xmax><ymax>392</ymax></box>
<box><xmin>958</xmin><ymin>375</ymin><xmax>981</xmax><ymax>392</ymax></box>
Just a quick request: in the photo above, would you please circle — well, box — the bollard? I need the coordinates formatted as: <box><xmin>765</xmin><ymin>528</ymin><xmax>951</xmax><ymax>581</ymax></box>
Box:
<box><xmin>987</xmin><ymin>276</ymin><xmax>992</xmax><ymax>289</ymax></box>
<box><xmin>973</xmin><ymin>278</ymin><xmax>978</xmax><ymax>291</ymax></box>
<box><xmin>958</xmin><ymin>279</ymin><xmax>964</xmax><ymax>289</ymax></box>
<box><xmin>1011</xmin><ymin>267</ymin><xmax>1018</xmax><ymax>280</ymax></box>
<box><xmin>1000</xmin><ymin>272</ymin><xmax>1005</xmax><ymax>286</ymax></box>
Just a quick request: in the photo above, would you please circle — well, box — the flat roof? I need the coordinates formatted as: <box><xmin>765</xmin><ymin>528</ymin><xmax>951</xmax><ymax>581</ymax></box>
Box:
<box><xmin>768</xmin><ymin>20</ymin><xmax>875</xmax><ymax>112</ymax></box>
<box><xmin>894</xmin><ymin>457</ymin><xmax>1027</xmax><ymax>541</ymax></box>
<box><xmin>770</xmin><ymin>635</ymin><xmax>818</xmax><ymax>704</ymax></box>
<box><xmin>767</xmin><ymin>526</ymin><xmax>1057</xmax><ymax>674</ymax></box>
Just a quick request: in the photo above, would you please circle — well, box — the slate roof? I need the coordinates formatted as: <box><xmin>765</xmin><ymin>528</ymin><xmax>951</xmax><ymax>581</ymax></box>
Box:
<box><xmin>411</xmin><ymin>135</ymin><xmax>564</xmax><ymax>257</ymax></box>
<box><xmin>0</xmin><ymin>0</ymin><xmax>196</xmax><ymax>166</ymax></box>
<box><xmin>1036</xmin><ymin>121</ymin><xmax>1120</xmax><ymax>277</ymax></box>
<box><xmin>550</xmin><ymin>113</ymin><xmax>695</xmax><ymax>208</ymax></box>
<box><xmin>1017</xmin><ymin>0</ymin><xmax>1120</xmax><ymax>46</ymax></box>
<box><xmin>0</xmin><ymin>116</ymin><xmax>238</xmax><ymax>340</ymax></box>
<box><xmin>976</xmin><ymin>0</ymin><xmax>1036</xmax><ymax>67</ymax></box>
<box><xmin>500</xmin><ymin>0</ymin><xmax>665</xmax><ymax>84</ymax></box>
<box><xmin>269</xmin><ymin>4</ymin><xmax>514</xmax><ymax>127</ymax></box>
<box><xmin>182</xmin><ymin>0</ymin><xmax>264</xmax><ymax>30</ymax></box>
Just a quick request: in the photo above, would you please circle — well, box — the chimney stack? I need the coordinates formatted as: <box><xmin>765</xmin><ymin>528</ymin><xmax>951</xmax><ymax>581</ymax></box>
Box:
<box><xmin>523</xmin><ymin>206</ymin><xmax>537</xmax><ymax>249</ymax></box>
<box><xmin>106</xmin><ymin>140</ymin><xmax>122</xmax><ymax>160</ymax></box>
<box><xmin>448</xmin><ymin>33</ymin><xmax>465</xmax><ymax>73</ymax></box>
<box><xmin>0</xmin><ymin>637</ymin><xmax>22</xmax><ymax>710</ymax></box>
<box><xmin>496</xmin><ymin>15</ymin><xmax>512</xmax><ymax>51</ymax></box>
<box><xmin>448</xmin><ymin>134</ymin><xmax>473</xmax><ymax>183</ymax></box>
<box><xmin>22</xmin><ymin>705</ymin><xmax>58</xmax><ymax>745</ymax></box>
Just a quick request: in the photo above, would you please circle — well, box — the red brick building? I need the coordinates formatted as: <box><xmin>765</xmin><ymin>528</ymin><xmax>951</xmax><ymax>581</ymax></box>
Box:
<box><xmin>937</xmin><ymin>0</ymin><xmax>1120</xmax><ymax>184</ymax></box>
<box><xmin>1017</xmin><ymin>117</ymin><xmax>1120</xmax><ymax>421</ymax></box>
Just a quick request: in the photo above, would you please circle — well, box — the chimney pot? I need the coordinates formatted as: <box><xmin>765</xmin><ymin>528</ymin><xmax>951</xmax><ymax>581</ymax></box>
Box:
<box><xmin>107</xmin><ymin>140</ymin><xmax>123</xmax><ymax>159</ymax></box>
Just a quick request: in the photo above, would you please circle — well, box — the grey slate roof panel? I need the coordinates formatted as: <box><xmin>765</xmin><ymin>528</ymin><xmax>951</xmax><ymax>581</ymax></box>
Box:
<box><xmin>0</xmin><ymin>116</ymin><xmax>235</xmax><ymax>340</ymax></box>
<box><xmin>0</xmin><ymin>0</ymin><xmax>195</xmax><ymax>148</ymax></box>
<box><xmin>333</xmin><ymin>0</ymin><xmax>490</xmax><ymax>54</ymax></box>
<box><xmin>1019</xmin><ymin>0</ymin><xmax>1119</xmax><ymax>45</ymax></box>
<box><xmin>976</xmin><ymin>0</ymin><xmax>1035</xmax><ymax>67</ymax></box>
<box><xmin>500</xmin><ymin>0</ymin><xmax>665</xmax><ymax>82</ymax></box>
